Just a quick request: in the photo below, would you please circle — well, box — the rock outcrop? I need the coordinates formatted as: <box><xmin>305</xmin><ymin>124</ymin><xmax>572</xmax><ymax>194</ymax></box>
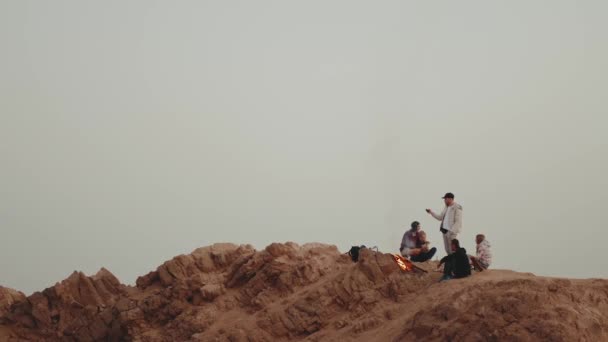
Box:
<box><xmin>1</xmin><ymin>268</ymin><xmax>124</xmax><ymax>341</ymax></box>
<box><xmin>1</xmin><ymin>243</ymin><xmax>608</xmax><ymax>341</ymax></box>
<box><xmin>0</xmin><ymin>287</ymin><xmax>25</xmax><ymax>319</ymax></box>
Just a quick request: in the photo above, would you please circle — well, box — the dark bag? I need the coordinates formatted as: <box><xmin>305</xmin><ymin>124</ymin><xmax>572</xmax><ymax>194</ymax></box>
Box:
<box><xmin>348</xmin><ymin>245</ymin><xmax>366</xmax><ymax>262</ymax></box>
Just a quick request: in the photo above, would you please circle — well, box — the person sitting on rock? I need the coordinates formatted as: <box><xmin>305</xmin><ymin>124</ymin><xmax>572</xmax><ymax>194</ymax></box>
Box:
<box><xmin>470</xmin><ymin>234</ymin><xmax>492</xmax><ymax>271</ymax></box>
<box><xmin>399</xmin><ymin>221</ymin><xmax>419</xmax><ymax>258</ymax></box>
<box><xmin>400</xmin><ymin>221</ymin><xmax>436</xmax><ymax>262</ymax></box>
<box><xmin>410</xmin><ymin>230</ymin><xmax>437</xmax><ymax>262</ymax></box>
<box><xmin>438</xmin><ymin>239</ymin><xmax>471</xmax><ymax>281</ymax></box>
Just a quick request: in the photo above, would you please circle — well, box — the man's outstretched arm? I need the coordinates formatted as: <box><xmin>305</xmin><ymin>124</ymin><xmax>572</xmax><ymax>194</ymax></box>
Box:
<box><xmin>426</xmin><ymin>208</ymin><xmax>445</xmax><ymax>221</ymax></box>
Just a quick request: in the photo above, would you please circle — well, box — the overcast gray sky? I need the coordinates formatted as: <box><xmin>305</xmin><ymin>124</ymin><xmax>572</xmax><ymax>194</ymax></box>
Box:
<box><xmin>1</xmin><ymin>1</ymin><xmax>607</xmax><ymax>294</ymax></box>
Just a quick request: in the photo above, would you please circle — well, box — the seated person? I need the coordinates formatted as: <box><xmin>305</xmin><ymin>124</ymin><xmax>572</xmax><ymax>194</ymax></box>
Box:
<box><xmin>399</xmin><ymin>221</ymin><xmax>420</xmax><ymax>258</ymax></box>
<box><xmin>410</xmin><ymin>231</ymin><xmax>437</xmax><ymax>262</ymax></box>
<box><xmin>438</xmin><ymin>239</ymin><xmax>471</xmax><ymax>281</ymax></box>
<box><xmin>470</xmin><ymin>234</ymin><xmax>492</xmax><ymax>271</ymax></box>
<box><xmin>400</xmin><ymin>221</ymin><xmax>437</xmax><ymax>262</ymax></box>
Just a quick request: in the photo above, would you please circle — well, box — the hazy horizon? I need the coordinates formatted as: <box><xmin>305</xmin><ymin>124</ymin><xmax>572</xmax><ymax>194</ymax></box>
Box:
<box><xmin>1</xmin><ymin>1</ymin><xmax>607</xmax><ymax>294</ymax></box>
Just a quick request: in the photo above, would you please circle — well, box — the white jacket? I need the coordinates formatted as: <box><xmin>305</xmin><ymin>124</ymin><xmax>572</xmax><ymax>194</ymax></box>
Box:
<box><xmin>431</xmin><ymin>203</ymin><xmax>463</xmax><ymax>234</ymax></box>
<box><xmin>476</xmin><ymin>239</ymin><xmax>492</xmax><ymax>266</ymax></box>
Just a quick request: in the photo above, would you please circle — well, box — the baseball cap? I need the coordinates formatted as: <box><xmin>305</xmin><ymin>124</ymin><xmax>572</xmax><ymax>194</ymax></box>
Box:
<box><xmin>442</xmin><ymin>192</ymin><xmax>455</xmax><ymax>199</ymax></box>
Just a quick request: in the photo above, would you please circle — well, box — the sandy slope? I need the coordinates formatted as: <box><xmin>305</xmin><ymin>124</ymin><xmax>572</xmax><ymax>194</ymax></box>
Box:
<box><xmin>1</xmin><ymin>243</ymin><xmax>607</xmax><ymax>341</ymax></box>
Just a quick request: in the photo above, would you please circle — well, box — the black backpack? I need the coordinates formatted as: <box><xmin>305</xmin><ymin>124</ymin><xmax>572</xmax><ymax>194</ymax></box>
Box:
<box><xmin>348</xmin><ymin>245</ymin><xmax>378</xmax><ymax>262</ymax></box>
<box><xmin>348</xmin><ymin>245</ymin><xmax>366</xmax><ymax>262</ymax></box>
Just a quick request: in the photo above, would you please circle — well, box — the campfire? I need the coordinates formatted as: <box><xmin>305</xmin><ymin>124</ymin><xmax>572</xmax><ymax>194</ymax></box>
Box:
<box><xmin>393</xmin><ymin>254</ymin><xmax>414</xmax><ymax>272</ymax></box>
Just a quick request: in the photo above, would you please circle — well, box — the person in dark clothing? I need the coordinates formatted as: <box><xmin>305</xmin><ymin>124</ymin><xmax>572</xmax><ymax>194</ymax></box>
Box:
<box><xmin>410</xmin><ymin>231</ymin><xmax>437</xmax><ymax>262</ymax></box>
<box><xmin>438</xmin><ymin>239</ymin><xmax>471</xmax><ymax>281</ymax></box>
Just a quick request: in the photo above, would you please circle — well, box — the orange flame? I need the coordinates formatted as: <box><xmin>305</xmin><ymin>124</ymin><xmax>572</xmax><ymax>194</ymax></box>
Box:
<box><xmin>393</xmin><ymin>254</ymin><xmax>413</xmax><ymax>272</ymax></box>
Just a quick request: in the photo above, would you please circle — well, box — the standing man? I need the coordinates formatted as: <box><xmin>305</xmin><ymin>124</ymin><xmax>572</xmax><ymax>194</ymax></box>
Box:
<box><xmin>426</xmin><ymin>192</ymin><xmax>463</xmax><ymax>255</ymax></box>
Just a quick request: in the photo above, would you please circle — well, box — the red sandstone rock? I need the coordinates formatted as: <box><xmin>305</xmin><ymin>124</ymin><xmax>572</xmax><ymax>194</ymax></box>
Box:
<box><xmin>0</xmin><ymin>286</ymin><xmax>26</xmax><ymax>320</ymax></box>
<box><xmin>1</xmin><ymin>243</ymin><xmax>608</xmax><ymax>342</ymax></box>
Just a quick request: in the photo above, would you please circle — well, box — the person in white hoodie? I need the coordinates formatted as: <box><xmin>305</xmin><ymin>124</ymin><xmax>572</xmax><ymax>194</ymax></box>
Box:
<box><xmin>426</xmin><ymin>192</ymin><xmax>463</xmax><ymax>255</ymax></box>
<box><xmin>470</xmin><ymin>234</ymin><xmax>492</xmax><ymax>271</ymax></box>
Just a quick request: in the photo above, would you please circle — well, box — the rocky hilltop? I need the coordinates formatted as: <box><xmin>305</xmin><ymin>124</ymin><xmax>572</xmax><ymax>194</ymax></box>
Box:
<box><xmin>1</xmin><ymin>243</ymin><xmax>608</xmax><ymax>341</ymax></box>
